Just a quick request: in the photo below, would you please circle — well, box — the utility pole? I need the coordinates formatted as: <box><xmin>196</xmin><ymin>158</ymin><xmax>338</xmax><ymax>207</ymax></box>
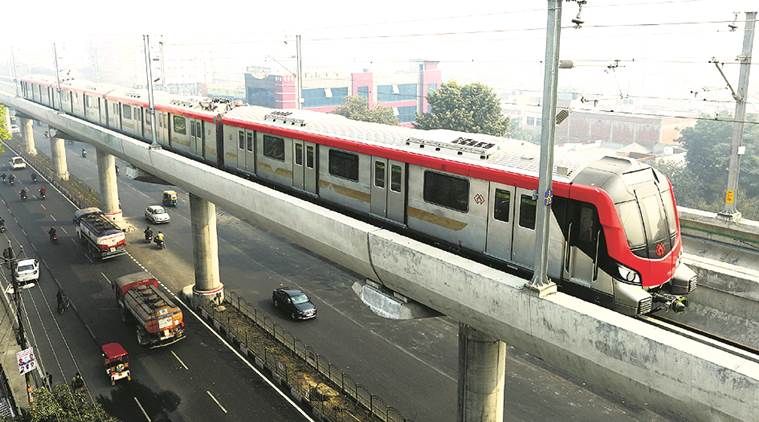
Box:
<box><xmin>159</xmin><ymin>35</ymin><xmax>167</xmax><ymax>89</ymax></box>
<box><xmin>528</xmin><ymin>0</ymin><xmax>564</xmax><ymax>295</ymax></box>
<box><xmin>10</xmin><ymin>48</ymin><xmax>19</xmax><ymax>97</ymax></box>
<box><xmin>143</xmin><ymin>35</ymin><xmax>160</xmax><ymax>149</ymax></box>
<box><xmin>295</xmin><ymin>34</ymin><xmax>303</xmax><ymax>110</ymax></box>
<box><xmin>53</xmin><ymin>43</ymin><xmax>63</xmax><ymax>113</ymax></box>
<box><xmin>4</xmin><ymin>243</ymin><xmax>33</xmax><ymax>402</ymax></box>
<box><xmin>719</xmin><ymin>11</ymin><xmax>756</xmax><ymax>221</ymax></box>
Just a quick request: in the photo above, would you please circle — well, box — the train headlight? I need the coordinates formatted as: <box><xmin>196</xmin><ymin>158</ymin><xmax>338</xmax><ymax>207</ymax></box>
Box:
<box><xmin>617</xmin><ymin>264</ymin><xmax>641</xmax><ymax>285</ymax></box>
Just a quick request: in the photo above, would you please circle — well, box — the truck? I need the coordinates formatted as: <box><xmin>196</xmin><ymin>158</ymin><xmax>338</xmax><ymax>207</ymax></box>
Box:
<box><xmin>114</xmin><ymin>272</ymin><xmax>185</xmax><ymax>347</ymax></box>
<box><xmin>74</xmin><ymin>208</ymin><xmax>126</xmax><ymax>260</ymax></box>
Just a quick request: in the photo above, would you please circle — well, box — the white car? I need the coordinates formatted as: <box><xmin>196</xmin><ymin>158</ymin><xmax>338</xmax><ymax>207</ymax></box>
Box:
<box><xmin>10</xmin><ymin>124</ymin><xmax>20</xmax><ymax>134</ymax></box>
<box><xmin>10</xmin><ymin>156</ymin><xmax>26</xmax><ymax>170</ymax></box>
<box><xmin>145</xmin><ymin>205</ymin><xmax>170</xmax><ymax>224</ymax></box>
<box><xmin>15</xmin><ymin>259</ymin><xmax>39</xmax><ymax>287</ymax></box>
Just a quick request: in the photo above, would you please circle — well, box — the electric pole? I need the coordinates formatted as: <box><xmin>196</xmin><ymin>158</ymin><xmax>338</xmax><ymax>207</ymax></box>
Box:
<box><xmin>528</xmin><ymin>0</ymin><xmax>564</xmax><ymax>295</ymax></box>
<box><xmin>295</xmin><ymin>34</ymin><xmax>303</xmax><ymax>110</ymax></box>
<box><xmin>10</xmin><ymin>48</ymin><xmax>19</xmax><ymax>97</ymax></box>
<box><xmin>53</xmin><ymin>43</ymin><xmax>63</xmax><ymax>113</ymax></box>
<box><xmin>143</xmin><ymin>34</ymin><xmax>160</xmax><ymax>149</ymax></box>
<box><xmin>719</xmin><ymin>11</ymin><xmax>756</xmax><ymax>221</ymax></box>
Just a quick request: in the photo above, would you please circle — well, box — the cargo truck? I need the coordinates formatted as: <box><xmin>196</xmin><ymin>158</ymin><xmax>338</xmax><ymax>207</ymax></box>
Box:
<box><xmin>74</xmin><ymin>207</ymin><xmax>126</xmax><ymax>260</ymax></box>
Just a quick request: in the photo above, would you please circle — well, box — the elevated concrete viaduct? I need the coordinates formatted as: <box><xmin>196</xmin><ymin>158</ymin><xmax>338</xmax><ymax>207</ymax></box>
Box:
<box><xmin>2</xmin><ymin>93</ymin><xmax>758</xmax><ymax>422</ymax></box>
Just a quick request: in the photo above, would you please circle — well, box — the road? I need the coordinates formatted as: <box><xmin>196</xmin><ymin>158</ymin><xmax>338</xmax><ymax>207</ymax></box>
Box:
<box><xmin>0</xmin><ymin>143</ymin><xmax>308</xmax><ymax>421</ymax></box>
<box><xmin>20</xmin><ymin>125</ymin><xmax>668</xmax><ymax>421</ymax></box>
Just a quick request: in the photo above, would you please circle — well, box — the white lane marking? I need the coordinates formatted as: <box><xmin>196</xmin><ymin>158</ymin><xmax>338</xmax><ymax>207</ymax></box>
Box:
<box><xmin>206</xmin><ymin>391</ymin><xmax>227</xmax><ymax>414</ymax></box>
<box><xmin>101</xmin><ymin>272</ymin><xmax>113</xmax><ymax>287</ymax></box>
<box><xmin>171</xmin><ymin>350</ymin><xmax>188</xmax><ymax>370</ymax></box>
<box><xmin>49</xmin><ymin>214</ymin><xmax>56</xmax><ymax>221</ymax></box>
<box><xmin>40</xmin><ymin>204</ymin><xmax>46</xmax><ymax>210</ymax></box>
<box><xmin>69</xmin><ymin>238</ymin><xmax>77</xmax><ymax>246</ymax></box>
<box><xmin>85</xmin><ymin>253</ymin><xmax>93</xmax><ymax>263</ymax></box>
<box><xmin>60</xmin><ymin>227</ymin><xmax>68</xmax><ymax>234</ymax></box>
<box><xmin>134</xmin><ymin>397</ymin><xmax>151</xmax><ymax>422</ymax></box>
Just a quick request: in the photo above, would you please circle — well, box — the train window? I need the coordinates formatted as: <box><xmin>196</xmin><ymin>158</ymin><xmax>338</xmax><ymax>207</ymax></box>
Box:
<box><xmin>295</xmin><ymin>143</ymin><xmax>303</xmax><ymax>166</ymax></box>
<box><xmin>246</xmin><ymin>132</ymin><xmax>254</xmax><ymax>151</ymax></box>
<box><xmin>263</xmin><ymin>135</ymin><xmax>285</xmax><ymax>161</ymax></box>
<box><xmin>519</xmin><ymin>195</ymin><xmax>536</xmax><ymax>230</ymax></box>
<box><xmin>173</xmin><ymin>115</ymin><xmax>187</xmax><ymax>135</ymax></box>
<box><xmin>122</xmin><ymin>104</ymin><xmax>132</xmax><ymax>120</ymax></box>
<box><xmin>391</xmin><ymin>165</ymin><xmax>402</xmax><ymax>192</ymax></box>
<box><xmin>329</xmin><ymin>150</ymin><xmax>359</xmax><ymax>181</ymax></box>
<box><xmin>238</xmin><ymin>131</ymin><xmax>245</xmax><ymax>149</ymax></box>
<box><xmin>306</xmin><ymin>146</ymin><xmax>315</xmax><ymax>169</ymax></box>
<box><xmin>374</xmin><ymin>161</ymin><xmax>385</xmax><ymax>188</ymax></box>
<box><xmin>423</xmin><ymin>171</ymin><xmax>469</xmax><ymax>212</ymax></box>
<box><xmin>145</xmin><ymin>113</ymin><xmax>151</xmax><ymax>125</ymax></box>
<box><xmin>493</xmin><ymin>189</ymin><xmax>511</xmax><ymax>222</ymax></box>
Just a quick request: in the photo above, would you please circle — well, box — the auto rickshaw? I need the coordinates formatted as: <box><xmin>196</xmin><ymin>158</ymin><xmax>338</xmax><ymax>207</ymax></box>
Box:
<box><xmin>162</xmin><ymin>190</ymin><xmax>177</xmax><ymax>207</ymax></box>
<box><xmin>101</xmin><ymin>342</ymin><xmax>131</xmax><ymax>385</ymax></box>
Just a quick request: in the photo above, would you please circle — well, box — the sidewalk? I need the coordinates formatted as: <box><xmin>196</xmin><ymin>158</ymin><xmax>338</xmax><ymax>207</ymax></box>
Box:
<box><xmin>0</xmin><ymin>285</ymin><xmax>28</xmax><ymax>416</ymax></box>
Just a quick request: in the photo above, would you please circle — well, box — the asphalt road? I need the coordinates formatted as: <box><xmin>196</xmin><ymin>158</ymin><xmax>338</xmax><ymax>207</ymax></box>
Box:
<box><xmin>0</xmin><ymin>144</ymin><xmax>308</xmax><ymax>421</ymax></box>
<box><xmin>18</xmin><ymin>125</ymin><xmax>669</xmax><ymax>422</ymax></box>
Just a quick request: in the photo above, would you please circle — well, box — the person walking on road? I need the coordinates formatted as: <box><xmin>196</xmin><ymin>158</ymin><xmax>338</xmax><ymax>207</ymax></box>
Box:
<box><xmin>46</xmin><ymin>372</ymin><xmax>53</xmax><ymax>389</ymax></box>
<box><xmin>56</xmin><ymin>289</ymin><xmax>69</xmax><ymax>315</ymax></box>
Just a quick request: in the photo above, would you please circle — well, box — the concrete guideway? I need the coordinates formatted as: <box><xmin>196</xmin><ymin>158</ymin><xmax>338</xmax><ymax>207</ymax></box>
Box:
<box><xmin>3</xmin><ymin>94</ymin><xmax>759</xmax><ymax>421</ymax></box>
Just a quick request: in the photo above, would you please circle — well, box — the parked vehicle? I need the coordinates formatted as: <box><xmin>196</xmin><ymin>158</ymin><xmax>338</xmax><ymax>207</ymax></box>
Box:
<box><xmin>74</xmin><ymin>208</ymin><xmax>126</xmax><ymax>260</ymax></box>
<box><xmin>9</xmin><ymin>156</ymin><xmax>26</xmax><ymax>170</ymax></box>
<box><xmin>15</xmin><ymin>259</ymin><xmax>39</xmax><ymax>288</ymax></box>
<box><xmin>144</xmin><ymin>205</ymin><xmax>170</xmax><ymax>224</ymax></box>
<box><xmin>272</xmin><ymin>288</ymin><xmax>317</xmax><ymax>320</ymax></box>
<box><xmin>114</xmin><ymin>272</ymin><xmax>185</xmax><ymax>347</ymax></box>
<box><xmin>101</xmin><ymin>342</ymin><xmax>130</xmax><ymax>385</ymax></box>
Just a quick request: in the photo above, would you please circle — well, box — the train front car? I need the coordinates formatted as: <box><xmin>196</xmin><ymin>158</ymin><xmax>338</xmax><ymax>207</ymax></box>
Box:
<box><xmin>572</xmin><ymin>157</ymin><xmax>696</xmax><ymax>316</ymax></box>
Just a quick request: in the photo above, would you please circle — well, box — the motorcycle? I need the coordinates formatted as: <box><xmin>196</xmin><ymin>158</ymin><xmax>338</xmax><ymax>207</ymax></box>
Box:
<box><xmin>154</xmin><ymin>237</ymin><xmax>165</xmax><ymax>249</ymax></box>
<box><xmin>81</xmin><ymin>149</ymin><xmax>87</xmax><ymax>158</ymax></box>
<box><xmin>31</xmin><ymin>174</ymin><xmax>38</xmax><ymax>183</ymax></box>
<box><xmin>50</xmin><ymin>232</ymin><xmax>58</xmax><ymax>243</ymax></box>
<box><xmin>8</xmin><ymin>177</ymin><xmax>15</xmax><ymax>186</ymax></box>
<box><xmin>19</xmin><ymin>191</ymin><xmax>27</xmax><ymax>201</ymax></box>
<box><xmin>144</xmin><ymin>231</ymin><xmax>153</xmax><ymax>243</ymax></box>
<box><xmin>39</xmin><ymin>191</ymin><xmax>46</xmax><ymax>200</ymax></box>
<box><xmin>0</xmin><ymin>224</ymin><xmax>6</xmax><ymax>234</ymax></box>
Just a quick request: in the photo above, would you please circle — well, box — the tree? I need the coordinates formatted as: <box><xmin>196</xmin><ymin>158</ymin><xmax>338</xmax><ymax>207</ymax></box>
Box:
<box><xmin>0</xmin><ymin>105</ymin><xmax>11</xmax><ymax>141</ymax></box>
<box><xmin>0</xmin><ymin>386</ymin><xmax>118</xmax><ymax>422</ymax></box>
<box><xmin>414</xmin><ymin>81</ymin><xmax>509</xmax><ymax>136</ymax></box>
<box><xmin>333</xmin><ymin>96</ymin><xmax>399</xmax><ymax>125</ymax></box>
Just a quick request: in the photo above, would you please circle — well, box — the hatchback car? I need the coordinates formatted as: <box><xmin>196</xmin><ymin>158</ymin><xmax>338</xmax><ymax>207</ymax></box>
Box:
<box><xmin>15</xmin><ymin>259</ymin><xmax>39</xmax><ymax>288</ymax></box>
<box><xmin>272</xmin><ymin>288</ymin><xmax>317</xmax><ymax>320</ymax></box>
<box><xmin>10</xmin><ymin>156</ymin><xmax>26</xmax><ymax>170</ymax></box>
<box><xmin>144</xmin><ymin>205</ymin><xmax>170</xmax><ymax>224</ymax></box>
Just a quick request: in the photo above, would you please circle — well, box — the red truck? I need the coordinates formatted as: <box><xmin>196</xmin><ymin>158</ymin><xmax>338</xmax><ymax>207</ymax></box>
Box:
<box><xmin>115</xmin><ymin>272</ymin><xmax>185</xmax><ymax>348</ymax></box>
<box><xmin>74</xmin><ymin>207</ymin><xmax>126</xmax><ymax>260</ymax></box>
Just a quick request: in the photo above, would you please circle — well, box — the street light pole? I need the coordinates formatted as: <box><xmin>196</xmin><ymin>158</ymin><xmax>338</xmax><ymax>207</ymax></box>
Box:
<box><xmin>720</xmin><ymin>11</ymin><xmax>756</xmax><ymax>221</ymax></box>
<box><xmin>10</xmin><ymin>48</ymin><xmax>19</xmax><ymax>97</ymax></box>
<box><xmin>295</xmin><ymin>34</ymin><xmax>303</xmax><ymax>110</ymax></box>
<box><xmin>143</xmin><ymin>34</ymin><xmax>160</xmax><ymax>149</ymax></box>
<box><xmin>53</xmin><ymin>43</ymin><xmax>63</xmax><ymax>113</ymax></box>
<box><xmin>528</xmin><ymin>0</ymin><xmax>563</xmax><ymax>295</ymax></box>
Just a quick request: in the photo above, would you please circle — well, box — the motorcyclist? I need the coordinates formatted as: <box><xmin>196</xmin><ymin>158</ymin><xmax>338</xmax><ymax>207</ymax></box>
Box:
<box><xmin>155</xmin><ymin>231</ymin><xmax>165</xmax><ymax>247</ymax></box>
<box><xmin>81</xmin><ymin>148</ymin><xmax>87</xmax><ymax>158</ymax></box>
<box><xmin>19</xmin><ymin>188</ymin><xmax>27</xmax><ymax>199</ymax></box>
<box><xmin>48</xmin><ymin>227</ymin><xmax>57</xmax><ymax>240</ymax></box>
<box><xmin>0</xmin><ymin>217</ymin><xmax>5</xmax><ymax>232</ymax></box>
<box><xmin>71</xmin><ymin>372</ymin><xmax>84</xmax><ymax>391</ymax></box>
<box><xmin>39</xmin><ymin>186</ymin><xmax>47</xmax><ymax>198</ymax></box>
<box><xmin>31</xmin><ymin>173</ymin><xmax>38</xmax><ymax>183</ymax></box>
<box><xmin>0</xmin><ymin>173</ymin><xmax>6</xmax><ymax>182</ymax></box>
<box><xmin>8</xmin><ymin>174</ymin><xmax>15</xmax><ymax>184</ymax></box>
<box><xmin>144</xmin><ymin>226</ymin><xmax>154</xmax><ymax>242</ymax></box>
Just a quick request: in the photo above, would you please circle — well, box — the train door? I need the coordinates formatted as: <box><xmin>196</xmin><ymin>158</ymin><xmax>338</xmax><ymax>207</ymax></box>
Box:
<box><xmin>292</xmin><ymin>140</ymin><xmax>305</xmax><ymax>190</ymax></box>
<box><xmin>512</xmin><ymin>188</ymin><xmax>538</xmax><ymax>269</ymax></box>
<box><xmin>562</xmin><ymin>203</ymin><xmax>600</xmax><ymax>287</ymax></box>
<box><xmin>244</xmin><ymin>130</ymin><xmax>255</xmax><ymax>173</ymax></box>
<box><xmin>190</xmin><ymin>120</ymin><xmax>203</xmax><ymax>156</ymax></box>
<box><xmin>485</xmin><ymin>183</ymin><xmax>516</xmax><ymax>262</ymax></box>
<box><xmin>370</xmin><ymin>158</ymin><xmax>405</xmax><ymax>224</ymax></box>
<box><xmin>304</xmin><ymin>143</ymin><xmax>317</xmax><ymax>195</ymax></box>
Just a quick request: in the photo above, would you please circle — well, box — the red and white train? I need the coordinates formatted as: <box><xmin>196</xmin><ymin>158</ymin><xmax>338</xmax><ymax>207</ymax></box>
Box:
<box><xmin>17</xmin><ymin>77</ymin><xmax>697</xmax><ymax>315</ymax></box>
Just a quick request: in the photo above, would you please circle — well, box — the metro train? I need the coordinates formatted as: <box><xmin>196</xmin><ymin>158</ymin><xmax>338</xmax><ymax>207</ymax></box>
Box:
<box><xmin>16</xmin><ymin>77</ymin><xmax>697</xmax><ymax>316</ymax></box>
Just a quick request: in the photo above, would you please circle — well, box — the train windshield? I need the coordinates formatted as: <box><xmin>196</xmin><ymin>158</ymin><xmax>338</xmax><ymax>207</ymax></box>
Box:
<box><xmin>616</xmin><ymin>170</ymin><xmax>678</xmax><ymax>259</ymax></box>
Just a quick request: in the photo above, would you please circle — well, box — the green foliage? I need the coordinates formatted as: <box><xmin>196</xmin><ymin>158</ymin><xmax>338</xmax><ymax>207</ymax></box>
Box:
<box><xmin>0</xmin><ymin>106</ymin><xmax>11</xmax><ymax>141</ymax></box>
<box><xmin>653</xmin><ymin>116</ymin><xmax>759</xmax><ymax>219</ymax></box>
<box><xmin>333</xmin><ymin>96</ymin><xmax>399</xmax><ymax>125</ymax></box>
<box><xmin>414</xmin><ymin>81</ymin><xmax>510</xmax><ymax>136</ymax></box>
<box><xmin>4</xmin><ymin>386</ymin><xmax>118</xmax><ymax>422</ymax></box>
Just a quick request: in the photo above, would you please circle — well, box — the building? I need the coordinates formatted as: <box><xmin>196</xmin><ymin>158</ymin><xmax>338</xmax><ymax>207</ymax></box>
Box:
<box><xmin>244</xmin><ymin>61</ymin><xmax>442</xmax><ymax>124</ymax></box>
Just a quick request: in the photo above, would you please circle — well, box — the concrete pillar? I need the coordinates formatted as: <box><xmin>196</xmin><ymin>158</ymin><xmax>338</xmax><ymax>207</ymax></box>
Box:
<box><xmin>188</xmin><ymin>193</ymin><xmax>223</xmax><ymax>306</ymax></box>
<box><xmin>457</xmin><ymin>323</ymin><xmax>506</xmax><ymax>422</ymax></box>
<box><xmin>21</xmin><ymin>118</ymin><xmax>36</xmax><ymax>156</ymax></box>
<box><xmin>96</xmin><ymin>149</ymin><xmax>122</xmax><ymax>222</ymax></box>
<box><xmin>49</xmin><ymin>137</ymin><xmax>68</xmax><ymax>181</ymax></box>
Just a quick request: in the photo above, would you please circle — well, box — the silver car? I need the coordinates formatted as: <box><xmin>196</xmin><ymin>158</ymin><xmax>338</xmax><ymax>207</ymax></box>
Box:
<box><xmin>144</xmin><ymin>205</ymin><xmax>170</xmax><ymax>224</ymax></box>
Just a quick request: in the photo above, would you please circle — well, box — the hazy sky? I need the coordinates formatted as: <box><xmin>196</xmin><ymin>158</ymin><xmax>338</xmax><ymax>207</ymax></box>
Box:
<box><xmin>2</xmin><ymin>0</ymin><xmax>758</xmax><ymax>115</ymax></box>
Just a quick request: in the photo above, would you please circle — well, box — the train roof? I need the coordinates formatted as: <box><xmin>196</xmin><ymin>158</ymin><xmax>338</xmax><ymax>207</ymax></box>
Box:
<box><xmin>224</xmin><ymin>106</ymin><xmax>584</xmax><ymax>181</ymax></box>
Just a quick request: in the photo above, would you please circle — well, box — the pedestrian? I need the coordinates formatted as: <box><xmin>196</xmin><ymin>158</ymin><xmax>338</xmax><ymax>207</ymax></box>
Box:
<box><xmin>46</xmin><ymin>372</ymin><xmax>53</xmax><ymax>389</ymax></box>
<box><xmin>56</xmin><ymin>290</ymin><xmax>67</xmax><ymax>315</ymax></box>
<box><xmin>115</xmin><ymin>165</ymin><xmax>119</xmax><ymax>176</ymax></box>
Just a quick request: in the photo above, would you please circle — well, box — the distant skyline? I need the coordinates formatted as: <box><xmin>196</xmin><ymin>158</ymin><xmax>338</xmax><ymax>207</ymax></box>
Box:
<box><xmin>2</xmin><ymin>0</ymin><xmax>759</xmax><ymax>121</ymax></box>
